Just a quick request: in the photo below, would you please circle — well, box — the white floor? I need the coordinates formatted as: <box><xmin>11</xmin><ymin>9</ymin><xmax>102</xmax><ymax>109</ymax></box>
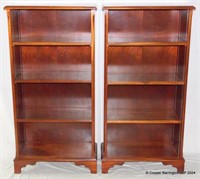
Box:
<box><xmin>1</xmin><ymin>159</ymin><xmax>200</xmax><ymax>179</ymax></box>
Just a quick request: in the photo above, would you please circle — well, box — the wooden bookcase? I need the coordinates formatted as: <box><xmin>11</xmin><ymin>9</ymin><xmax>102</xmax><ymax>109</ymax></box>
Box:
<box><xmin>5</xmin><ymin>6</ymin><xmax>97</xmax><ymax>173</ymax></box>
<box><xmin>102</xmin><ymin>6</ymin><xmax>195</xmax><ymax>173</ymax></box>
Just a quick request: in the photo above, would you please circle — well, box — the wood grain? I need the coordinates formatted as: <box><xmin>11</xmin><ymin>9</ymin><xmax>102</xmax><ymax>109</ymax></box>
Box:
<box><xmin>106</xmin><ymin>143</ymin><xmax>178</xmax><ymax>159</ymax></box>
<box><xmin>107</xmin><ymin>109</ymin><xmax>181</xmax><ymax>123</ymax></box>
<box><xmin>6</xmin><ymin>7</ymin><xmax>97</xmax><ymax>173</ymax></box>
<box><xmin>103</xmin><ymin>7</ymin><xmax>194</xmax><ymax>173</ymax></box>
<box><xmin>103</xmin><ymin>6</ymin><xmax>195</xmax><ymax>10</ymax></box>
<box><xmin>20</xmin><ymin>143</ymin><xmax>93</xmax><ymax>159</ymax></box>
<box><xmin>5</xmin><ymin>6</ymin><xmax>96</xmax><ymax>10</ymax></box>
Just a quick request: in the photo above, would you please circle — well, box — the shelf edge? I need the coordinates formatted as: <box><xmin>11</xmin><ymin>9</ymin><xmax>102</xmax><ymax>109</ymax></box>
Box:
<box><xmin>107</xmin><ymin>120</ymin><xmax>182</xmax><ymax>124</ymax></box>
<box><xmin>17</xmin><ymin>119</ymin><xmax>92</xmax><ymax>123</ymax></box>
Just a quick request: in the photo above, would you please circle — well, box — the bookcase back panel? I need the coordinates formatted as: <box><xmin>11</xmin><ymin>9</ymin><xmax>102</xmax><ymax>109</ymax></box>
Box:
<box><xmin>15</xmin><ymin>46</ymin><xmax>91</xmax><ymax>73</ymax></box>
<box><xmin>10</xmin><ymin>10</ymin><xmax>91</xmax><ymax>41</ymax></box>
<box><xmin>108</xmin><ymin>46</ymin><xmax>186</xmax><ymax>75</ymax></box>
<box><xmin>21</xmin><ymin>123</ymin><xmax>91</xmax><ymax>144</ymax></box>
<box><xmin>16</xmin><ymin>83</ymin><xmax>91</xmax><ymax>109</ymax></box>
<box><xmin>108</xmin><ymin>85</ymin><xmax>181</xmax><ymax>110</ymax></box>
<box><xmin>107</xmin><ymin>124</ymin><xmax>178</xmax><ymax>145</ymax></box>
<box><xmin>108</xmin><ymin>10</ymin><xmax>188</xmax><ymax>41</ymax></box>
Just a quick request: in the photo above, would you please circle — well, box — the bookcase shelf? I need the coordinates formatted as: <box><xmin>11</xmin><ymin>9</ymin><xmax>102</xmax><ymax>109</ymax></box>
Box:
<box><xmin>20</xmin><ymin>143</ymin><xmax>93</xmax><ymax>159</ymax></box>
<box><xmin>12</xmin><ymin>36</ymin><xmax>91</xmax><ymax>45</ymax></box>
<box><xmin>102</xmin><ymin>6</ymin><xmax>195</xmax><ymax>174</ymax></box>
<box><xmin>13</xmin><ymin>45</ymin><xmax>92</xmax><ymax>83</ymax></box>
<box><xmin>106</xmin><ymin>143</ymin><xmax>178</xmax><ymax>159</ymax></box>
<box><xmin>108</xmin><ymin>73</ymin><xmax>184</xmax><ymax>85</ymax></box>
<box><xmin>17</xmin><ymin>108</ymin><xmax>92</xmax><ymax>122</ymax></box>
<box><xmin>108</xmin><ymin>38</ymin><xmax>187</xmax><ymax>46</ymax></box>
<box><xmin>15</xmin><ymin>71</ymin><xmax>91</xmax><ymax>83</ymax></box>
<box><xmin>5</xmin><ymin>6</ymin><xmax>97</xmax><ymax>173</ymax></box>
<box><xmin>17</xmin><ymin>122</ymin><xmax>93</xmax><ymax>159</ymax></box>
<box><xmin>105</xmin><ymin>123</ymin><xmax>180</xmax><ymax>159</ymax></box>
<box><xmin>107</xmin><ymin>109</ymin><xmax>181</xmax><ymax>124</ymax></box>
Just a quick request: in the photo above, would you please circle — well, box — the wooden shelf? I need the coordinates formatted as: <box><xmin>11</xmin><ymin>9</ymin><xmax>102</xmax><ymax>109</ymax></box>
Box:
<box><xmin>9</xmin><ymin>9</ymin><xmax>93</xmax><ymax>46</ymax></box>
<box><xmin>106</xmin><ymin>143</ymin><xmax>178</xmax><ymax>159</ymax></box>
<box><xmin>107</xmin><ymin>10</ymin><xmax>189</xmax><ymax>46</ymax></box>
<box><xmin>108</xmin><ymin>120</ymin><xmax>181</xmax><ymax>124</ymax></box>
<box><xmin>17</xmin><ymin>108</ymin><xmax>91</xmax><ymax>122</ymax></box>
<box><xmin>108</xmin><ymin>73</ymin><xmax>184</xmax><ymax>85</ymax></box>
<box><xmin>15</xmin><ymin>71</ymin><xmax>91</xmax><ymax>83</ymax></box>
<box><xmin>18</xmin><ymin>119</ymin><xmax>91</xmax><ymax>123</ymax></box>
<box><xmin>20</xmin><ymin>143</ymin><xmax>93</xmax><ymax>159</ymax></box>
<box><xmin>13</xmin><ymin>36</ymin><xmax>91</xmax><ymax>46</ymax></box>
<box><xmin>107</xmin><ymin>86</ymin><xmax>183</xmax><ymax>113</ymax></box>
<box><xmin>108</xmin><ymin>37</ymin><xmax>187</xmax><ymax>46</ymax></box>
<box><xmin>107</xmin><ymin>109</ymin><xmax>181</xmax><ymax>124</ymax></box>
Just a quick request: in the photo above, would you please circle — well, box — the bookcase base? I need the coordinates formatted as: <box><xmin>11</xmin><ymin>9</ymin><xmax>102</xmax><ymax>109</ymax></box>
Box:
<box><xmin>14</xmin><ymin>158</ymin><xmax>97</xmax><ymax>174</ymax></box>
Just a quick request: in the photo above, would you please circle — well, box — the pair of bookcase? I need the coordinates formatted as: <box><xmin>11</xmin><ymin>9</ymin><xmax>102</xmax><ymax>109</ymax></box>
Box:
<box><xmin>5</xmin><ymin>6</ymin><xmax>195</xmax><ymax>174</ymax></box>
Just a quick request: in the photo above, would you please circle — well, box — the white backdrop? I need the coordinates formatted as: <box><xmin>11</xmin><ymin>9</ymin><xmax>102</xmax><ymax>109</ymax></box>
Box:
<box><xmin>0</xmin><ymin>0</ymin><xmax>200</xmax><ymax>178</ymax></box>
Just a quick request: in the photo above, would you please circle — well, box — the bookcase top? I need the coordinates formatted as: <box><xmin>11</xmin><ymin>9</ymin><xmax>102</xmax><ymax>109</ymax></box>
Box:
<box><xmin>103</xmin><ymin>6</ymin><xmax>195</xmax><ymax>10</ymax></box>
<box><xmin>4</xmin><ymin>6</ymin><xmax>96</xmax><ymax>10</ymax></box>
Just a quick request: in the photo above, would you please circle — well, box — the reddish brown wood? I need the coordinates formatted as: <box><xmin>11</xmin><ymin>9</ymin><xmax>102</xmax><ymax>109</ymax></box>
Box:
<box><xmin>102</xmin><ymin>161</ymin><xmax>124</xmax><ymax>173</ymax></box>
<box><xmin>101</xmin><ymin>159</ymin><xmax>184</xmax><ymax>174</ymax></box>
<box><xmin>14</xmin><ymin>158</ymin><xmax>36</xmax><ymax>173</ymax></box>
<box><xmin>20</xmin><ymin>143</ymin><xmax>93</xmax><ymax>159</ymax></box>
<box><xmin>163</xmin><ymin>159</ymin><xmax>185</xmax><ymax>173</ymax></box>
<box><xmin>179</xmin><ymin>10</ymin><xmax>194</xmax><ymax>158</ymax></box>
<box><xmin>108</xmin><ymin>73</ymin><xmax>185</xmax><ymax>85</ymax></box>
<box><xmin>103</xmin><ymin>7</ymin><xmax>194</xmax><ymax>174</ymax></box>
<box><xmin>9</xmin><ymin>10</ymin><xmax>91</xmax><ymax>43</ymax></box>
<box><xmin>106</xmin><ymin>143</ymin><xmax>178</xmax><ymax>159</ymax></box>
<box><xmin>5</xmin><ymin>6</ymin><xmax>96</xmax><ymax>174</ymax></box>
<box><xmin>14</xmin><ymin>158</ymin><xmax>97</xmax><ymax>174</ymax></box>
<box><xmin>13</xmin><ymin>41</ymin><xmax>91</xmax><ymax>46</ymax></box>
<box><xmin>107</xmin><ymin>109</ymin><xmax>181</xmax><ymax>123</ymax></box>
<box><xmin>108</xmin><ymin>10</ymin><xmax>187</xmax><ymax>43</ymax></box>
<box><xmin>103</xmin><ymin>10</ymin><xmax>109</xmax><ymax>158</ymax></box>
<box><xmin>107</xmin><ymin>124</ymin><xmax>179</xmax><ymax>145</ymax></box>
<box><xmin>15</xmin><ymin>83</ymin><xmax>91</xmax><ymax>121</ymax></box>
<box><xmin>14</xmin><ymin>46</ymin><xmax>91</xmax><ymax>81</ymax></box>
<box><xmin>4</xmin><ymin>6</ymin><xmax>97</xmax><ymax>10</ymax></box>
<box><xmin>103</xmin><ymin>6</ymin><xmax>195</xmax><ymax>10</ymax></box>
<box><xmin>91</xmin><ymin>10</ymin><xmax>96</xmax><ymax>157</ymax></box>
<box><xmin>74</xmin><ymin>161</ymin><xmax>97</xmax><ymax>173</ymax></box>
<box><xmin>108</xmin><ymin>46</ymin><xmax>186</xmax><ymax>83</ymax></box>
<box><xmin>108</xmin><ymin>85</ymin><xmax>182</xmax><ymax>110</ymax></box>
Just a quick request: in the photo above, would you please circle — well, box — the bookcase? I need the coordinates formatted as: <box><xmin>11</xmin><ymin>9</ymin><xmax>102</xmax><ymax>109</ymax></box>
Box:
<box><xmin>5</xmin><ymin>6</ymin><xmax>97</xmax><ymax>173</ymax></box>
<box><xmin>102</xmin><ymin>6</ymin><xmax>195</xmax><ymax>173</ymax></box>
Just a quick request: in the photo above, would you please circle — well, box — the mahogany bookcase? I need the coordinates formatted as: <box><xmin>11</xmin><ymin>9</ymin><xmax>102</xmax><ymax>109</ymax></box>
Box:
<box><xmin>102</xmin><ymin>6</ymin><xmax>195</xmax><ymax>173</ymax></box>
<box><xmin>4</xmin><ymin>6</ymin><xmax>97</xmax><ymax>173</ymax></box>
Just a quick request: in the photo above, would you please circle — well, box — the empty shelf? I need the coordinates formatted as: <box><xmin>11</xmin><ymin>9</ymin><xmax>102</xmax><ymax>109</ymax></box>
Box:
<box><xmin>108</xmin><ymin>36</ymin><xmax>187</xmax><ymax>46</ymax></box>
<box><xmin>20</xmin><ymin>143</ymin><xmax>93</xmax><ymax>159</ymax></box>
<box><xmin>107</xmin><ymin>143</ymin><xmax>178</xmax><ymax>159</ymax></box>
<box><xmin>13</xmin><ymin>36</ymin><xmax>91</xmax><ymax>46</ymax></box>
<box><xmin>18</xmin><ymin>108</ymin><xmax>91</xmax><ymax>122</ymax></box>
<box><xmin>15</xmin><ymin>71</ymin><xmax>91</xmax><ymax>83</ymax></box>
<box><xmin>107</xmin><ymin>109</ymin><xmax>181</xmax><ymax>124</ymax></box>
<box><xmin>108</xmin><ymin>73</ymin><xmax>184</xmax><ymax>85</ymax></box>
